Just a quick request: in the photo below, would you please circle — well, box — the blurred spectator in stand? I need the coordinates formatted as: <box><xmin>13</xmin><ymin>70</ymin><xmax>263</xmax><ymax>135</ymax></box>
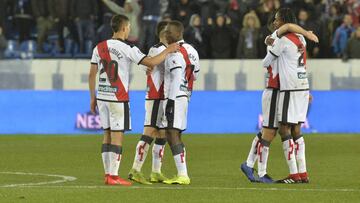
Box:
<box><xmin>162</xmin><ymin>13</ymin><xmax>172</xmax><ymax>22</ymax></box>
<box><xmin>71</xmin><ymin>0</ymin><xmax>98</xmax><ymax>53</ymax></box>
<box><xmin>196</xmin><ymin>0</ymin><xmax>216</xmax><ymax>24</ymax></box>
<box><xmin>226</xmin><ymin>0</ymin><xmax>250</xmax><ymax>31</ymax></box>
<box><xmin>297</xmin><ymin>9</ymin><xmax>320</xmax><ymax>58</ymax></box>
<box><xmin>236</xmin><ymin>11</ymin><xmax>260</xmax><ymax>59</ymax></box>
<box><xmin>50</xmin><ymin>0</ymin><xmax>74</xmax><ymax>53</ymax></box>
<box><xmin>256</xmin><ymin>0</ymin><xmax>276</xmax><ymax>26</ymax></box>
<box><xmin>256</xmin><ymin>0</ymin><xmax>277</xmax><ymax>58</ymax></box>
<box><xmin>214</xmin><ymin>0</ymin><xmax>229</xmax><ymax>14</ymax></box>
<box><xmin>344</xmin><ymin>0</ymin><xmax>360</xmax><ymax>27</ymax></box>
<box><xmin>343</xmin><ymin>27</ymin><xmax>360</xmax><ymax>61</ymax></box>
<box><xmin>100</xmin><ymin>0</ymin><xmax>140</xmax><ymax>44</ymax></box>
<box><xmin>184</xmin><ymin>14</ymin><xmax>207</xmax><ymax>58</ymax></box>
<box><xmin>208</xmin><ymin>14</ymin><xmax>235</xmax><ymax>58</ymax></box>
<box><xmin>169</xmin><ymin>0</ymin><xmax>200</xmax><ymax>28</ymax></box>
<box><xmin>98</xmin><ymin>0</ymin><xmax>125</xmax><ymax>44</ymax></box>
<box><xmin>319</xmin><ymin>2</ymin><xmax>343</xmax><ymax>58</ymax></box>
<box><xmin>32</xmin><ymin>0</ymin><xmax>55</xmax><ymax>53</ymax></box>
<box><xmin>13</xmin><ymin>0</ymin><xmax>33</xmax><ymax>42</ymax></box>
<box><xmin>0</xmin><ymin>26</ymin><xmax>7</xmax><ymax>59</ymax></box>
<box><xmin>138</xmin><ymin>0</ymin><xmax>161</xmax><ymax>52</ymax></box>
<box><xmin>332</xmin><ymin>14</ymin><xmax>355</xmax><ymax>57</ymax></box>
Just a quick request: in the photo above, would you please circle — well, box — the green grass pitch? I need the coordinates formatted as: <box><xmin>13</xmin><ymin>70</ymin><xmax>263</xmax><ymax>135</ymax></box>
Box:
<box><xmin>0</xmin><ymin>134</ymin><xmax>359</xmax><ymax>202</ymax></box>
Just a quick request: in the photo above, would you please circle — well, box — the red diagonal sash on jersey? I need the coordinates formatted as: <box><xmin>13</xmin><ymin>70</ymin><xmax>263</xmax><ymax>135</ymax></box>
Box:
<box><xmin>97</xmin><ymin>41</ymin><xmax>129</xmax><ymax>101</ymax></box>
<box><xmin>147</xmin><ymin>74</ymin><xmax>164</xmax><ymax>99</ymax></box>
<box><xmin>179</xmin><ymin>45</ymin><xmax>194</xmax><ymax>91</ymax></box>
<box><xmin>267</xmin><ymin>65</ymin><xmax>280</xmax><ymax>88</ymax></box>
<box><xmin>285</xmin><ymin>33</ymin><xmax>307</xmax><ymax>68</ymax></box>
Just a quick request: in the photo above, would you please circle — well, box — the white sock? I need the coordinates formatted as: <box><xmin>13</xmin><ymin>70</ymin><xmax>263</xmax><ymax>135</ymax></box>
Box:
<box><xmin>294</xmin><ymin>136</ymin><xmax>307</xmax><ymax>173</ymax></box>
<box><xmin>152</xmin><ymin>144</ymin><xmax>165</xmax><ymax>173</ymax></box>
<box><xmin>172</xmin><ymin>144</ymin><xmax>188</xmax><ymax>177</ymax></box>
<box><xmin>246</xmin><ymin>134</ymin><xmax>261</xmax><ymax>168</ymax></box>
<box><xmin>257</xmin><ymin>140</ymin><xmax>270</xmax><ymax>177</ymax></box>
<box><xmin>282</xmin><ymin>138</ymin><xmax>298</xmax><ymax>175</ymax></box>
<box><xmin>132</xmin><ymin>140</ymin><xmax>150</xmax><ymax>172</ymax></box>
<box><xmin>101</xmin><ymin>144</ymin><xmax>110</xmax><ymax>174</ymax></box>
<box><xmin>109</xmin><ymin>145</ymin><xmax>122</xmax><ymax>176</ymax></box>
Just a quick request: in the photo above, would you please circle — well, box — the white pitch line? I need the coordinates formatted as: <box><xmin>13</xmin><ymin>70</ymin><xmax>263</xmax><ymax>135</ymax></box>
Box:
<box><xmin>0</xmin><ymin>172</ymin><xmax>77</xmax><ymax>187</ymax></box>
<box><xmin>2</xmin><ymin>185</ymin><xmax>359</xmax><ymax>193</ymax></box>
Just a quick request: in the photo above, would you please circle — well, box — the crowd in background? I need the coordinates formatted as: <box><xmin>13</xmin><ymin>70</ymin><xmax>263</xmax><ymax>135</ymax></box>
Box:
<box><xmin>0</xmin><ymin>0</ymin><xmax>360</xmax><ymax>60</ymax></box>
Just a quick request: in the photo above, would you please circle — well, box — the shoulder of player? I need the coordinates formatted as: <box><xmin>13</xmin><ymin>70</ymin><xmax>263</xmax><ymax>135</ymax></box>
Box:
<box><xmin>152</xmin><ymin>42</ymin><xmax>166</xmax><ymax>49</ymax></box>
<box><xmin>149</xmin><ymin>43</ymin><xmax>166</xmax><ymax>55</ymax></box>
<box><xmin>110</xmin><ymin>38</ymin><xmax>137</xmax><ymax>48</ymax></box>
<box><xmin>166</xmin><ymin>52</ymin><xmax>185</xmax><ymax>64</ymax></box>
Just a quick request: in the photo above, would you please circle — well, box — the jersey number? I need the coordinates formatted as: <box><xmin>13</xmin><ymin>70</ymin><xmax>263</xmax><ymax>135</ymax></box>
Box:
<box><xmin>99</xmin><ymin>59</ymin><xmax>118</xmax><ymax>82</ymax></box>
<box><xmin>298</xmin><ymin>53</ymin><xmax>305</xmax><ymax>67</ymax></box>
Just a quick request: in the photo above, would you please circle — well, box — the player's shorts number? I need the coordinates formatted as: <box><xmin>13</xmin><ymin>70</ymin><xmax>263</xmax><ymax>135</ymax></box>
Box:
<box><xmin>99</xmin><ymin>59</ymin><xmax>119</xmax><ymax>82</ymax></box>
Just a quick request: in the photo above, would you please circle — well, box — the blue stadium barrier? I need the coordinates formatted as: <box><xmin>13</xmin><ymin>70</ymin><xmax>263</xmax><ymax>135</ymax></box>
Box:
<box><xmin>0</xmin><ymin>90</ymin><xmax>359</xmax><ymax>134</ymax></box>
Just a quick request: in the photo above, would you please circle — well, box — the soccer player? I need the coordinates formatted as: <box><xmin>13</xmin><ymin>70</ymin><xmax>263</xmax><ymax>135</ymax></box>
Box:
<box><xmin>241</xmin><ymin>17</ymin><xmax>318</xmax><ymax>183</ymax></box>
<box><xmin>128</xmin><ymin>21</ymin><xmax>169</xmax><ymax>185</ymax></box>
<box><xmin>88</xmin><ymin>14</ymin><xmax>179</xmax><ymax>186</ymax></box>
<box><xmin>161</xmin><ymin>20</ymin><xmax>200</xmax><ymax>185</ymax></box>
<box><xmin>263</xmin><ymin>8</ymin><xmax>310</xmax><ymax>184</ymax></box>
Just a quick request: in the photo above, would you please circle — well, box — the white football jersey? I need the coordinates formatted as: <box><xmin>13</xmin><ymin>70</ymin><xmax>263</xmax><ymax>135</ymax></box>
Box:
<box><xmin>91</xmin><ymin>38</ymin><xmax>146</xmax><ymax>102</ymax></box>
<box><xmin>164</xmin><ymin>40</ymin><xmax>200</xmax><ymax>100</ymax></box>
<box><xmin>146</xmin><ymin>42</ymin><xmax>166</xmax><ymax>100</ymax></box>
<box><xmin>268</xmin><ymin>33</ymin><xmax>309</xmax><ymax>91</ymax></box>
<box><xmin>265</xmin><ymin>30</ymin><xmax>280</xmax><ymax>89</ymax></box>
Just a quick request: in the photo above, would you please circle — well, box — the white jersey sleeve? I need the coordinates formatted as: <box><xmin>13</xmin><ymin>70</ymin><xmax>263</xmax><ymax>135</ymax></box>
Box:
<box><xmin>268</xmin><ymin>36</ymin><xmax>286</xmax><ymax>57</ymax></box>
<box><xmin>126</xmin><ymin>45</ymin><xmax>146</xmax><ymax>65</ymax></box>
<box><xmin>91</xmin><ymin>47</ymin><xmax>100</xmax><ymax>64</ymax></box>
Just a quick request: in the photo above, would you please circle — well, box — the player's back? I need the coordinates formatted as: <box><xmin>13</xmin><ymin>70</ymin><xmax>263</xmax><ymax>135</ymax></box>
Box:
<box><xmin>271</xmin><ymin>33</ymin><xmax>309</xmax><ymax>91</ymax></box>
<box><xmin>91</xmin><ymin>38</ymin><xmax>146</xmax><ymax>102</ymax></box>
<box><xmin>164</xmin><ymin>41</ymin><xmax>200</xmax><ymax>99</ymax></box>
<box><xmin>146</xmin><ymin>42</ymin><xmax>166</xmax><ymax>100</ymax></box>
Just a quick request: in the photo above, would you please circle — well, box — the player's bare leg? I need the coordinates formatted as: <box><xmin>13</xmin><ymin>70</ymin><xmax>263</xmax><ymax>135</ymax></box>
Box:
<box><xmin>101</xmin><ymin>129</ymin><xmax>111</xmax><ymax>183</ymax></box>
<box><xmin>277</xmin><ymin>124</ymin><xmax>300</xmax><ymax>183</ymax></box>
<box><xmin>163</xmin><ymin>129</ymin><xmax>190</xmax><ymax>185</ymax></box>
<box><xmin>150</xmin><ymin>129</ymin><xmax>168</xmax><ymax>182</ymax></box>
<box><xmin>256</xmin><ymin>128</ymin><xmax>277</xmax><ymax>183</ymax></box>
<box><xmin>107</xmin><ymin>131</ymin><xmax>132</xmax><ymax>186</ymax></box>
<box><xmin>291</xmin><ymin>124</ymin><xmax>308</xmax><ymax>183</ymax></box>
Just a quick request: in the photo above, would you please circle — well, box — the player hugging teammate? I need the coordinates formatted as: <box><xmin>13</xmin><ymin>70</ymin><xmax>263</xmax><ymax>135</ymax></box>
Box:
<box><xmin>241</xmin><ymin>8</ymin><xmax>318</xmax><ymax>184</ymax></box>
<box><xmin>89</xmin><ymin>15</ymin><xmax>199</xmax><ymax>186</ymax></box>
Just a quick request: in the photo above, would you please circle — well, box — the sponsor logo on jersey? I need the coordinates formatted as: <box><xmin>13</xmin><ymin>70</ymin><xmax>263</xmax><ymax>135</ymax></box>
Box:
<box><xmin>98</xmin><ymin>85</ymin><xmax>118</xmax><ymax>93</ymax></box>
<box><xmin>297</xmin><ymin>72</ymin><xmax>307</xmax><ymax>79</ymax></box>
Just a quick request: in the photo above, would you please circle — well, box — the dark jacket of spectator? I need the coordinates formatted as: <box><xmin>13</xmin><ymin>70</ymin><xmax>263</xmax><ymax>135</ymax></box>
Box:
<box><xmin>140</xmin><ymin>0</ymin><xmax>161</xmax><ymax>17</ymax></box>
<box><xmin>209</xmin><ymin>14</ymin><xmax>235</xmax><ymax>59</ymax></box>
<box><xmin>31</xmin><ymin>0</ymin><xmax>55</xmax><ymax>18</ymax></box>
<box><xmin>71</xmin><ymin>0</ymin><xmax>98</xmax><ymax>20</ymax></box>
<box><xmin>184</xmin><ymin>14</ymin><xmax>207</xmax><ymax>58</ymax></box>
<box><xmin>236</xmin><ymin>11</ymin><xmax>260</xmax><ymax>59</ymax></box>
<box><xmin>0</xmin><ymin>27</ymin><xmax>7</xmax><ymax>59</ymax></box>
<box><xmin>169</xmin><ymin>0</ymin><xmax>200</xmax><ymax>27</ymax></box>
<box><xmin>343</xmin><ymin>27</ymin><xmax>360</xmax><ymax>60</ymax></box>
<box><xmin>50</xmin><ymin>0</ymin><xmax>70</xmax><ymax>21</ymax></box>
